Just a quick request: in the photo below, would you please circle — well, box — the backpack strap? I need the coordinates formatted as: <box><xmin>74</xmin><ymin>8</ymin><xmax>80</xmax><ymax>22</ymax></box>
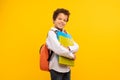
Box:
<box><xmin>48</xmin><ymin>50</ymin><xmax>54</xmax><ymax>61</ymax></box>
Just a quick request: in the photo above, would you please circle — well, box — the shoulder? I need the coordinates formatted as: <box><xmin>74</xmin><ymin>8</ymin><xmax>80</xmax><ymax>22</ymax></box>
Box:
<box><xmin>48</xmin><ymin>27</ymin><xmax>57</xmax><ymax>36</ymax></box>
<box><xmin>48</xmin><ymin>27</ymin><xmax>58</xmax><ymax>34</ymax></box>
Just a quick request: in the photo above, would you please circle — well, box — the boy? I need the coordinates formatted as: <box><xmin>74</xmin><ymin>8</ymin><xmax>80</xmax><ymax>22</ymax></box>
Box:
<box><xmin>46</xmin><ymin>8</ymin><xmax>79</xmax><ymax>80</ymax></box>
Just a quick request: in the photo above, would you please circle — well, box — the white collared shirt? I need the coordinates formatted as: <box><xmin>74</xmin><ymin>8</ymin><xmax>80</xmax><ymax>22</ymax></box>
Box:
<box><xmin>46</xmin><ymin>27</ymin><xmax>79</xmax><ymax>73</ymax></box>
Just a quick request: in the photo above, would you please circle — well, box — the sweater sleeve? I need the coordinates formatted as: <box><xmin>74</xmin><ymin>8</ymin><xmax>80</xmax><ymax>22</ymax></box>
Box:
<box><xmin>46</xmin><ymin>30</ymin><xmax>74</xmax><ymax>59</ymax></box>
<box><xmin>69</xmin><ymin>40</ymin><xmax>79</xmax><ymax>53</ymax></box>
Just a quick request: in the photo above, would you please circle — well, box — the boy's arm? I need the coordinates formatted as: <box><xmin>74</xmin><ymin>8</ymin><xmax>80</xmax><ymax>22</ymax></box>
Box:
<box><xmin>46</xmin><ymin>30</ymin><xmax>75</xmax><ymax>59</ymax></box>
<box><xmin>68</xmin><ymin>40</ymin><xmax>79</xmax><ymax>53</ymax></box>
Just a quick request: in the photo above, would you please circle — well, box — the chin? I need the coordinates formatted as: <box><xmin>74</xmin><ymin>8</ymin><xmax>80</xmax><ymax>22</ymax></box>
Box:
<box><xmin>59</xmin><ymin>27</ymin><xmax>63</xmax><ymax>29</ymax></box>
<box><xmin>59</xmin><ymin>26</ymin><xmax>64</xmax><ymax>29</ymax></box>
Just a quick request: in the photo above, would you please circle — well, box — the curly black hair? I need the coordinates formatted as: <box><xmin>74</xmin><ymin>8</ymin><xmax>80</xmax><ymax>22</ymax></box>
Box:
<box><xmin>53</xmin><ymin>8</ymin><xmax>70</xmax><ymax>22</ymax></box>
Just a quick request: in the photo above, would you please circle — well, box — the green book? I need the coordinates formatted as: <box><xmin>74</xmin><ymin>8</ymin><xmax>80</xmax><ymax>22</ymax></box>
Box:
<box><xmin>56</xmin><ymin>31</ymin><xmax>74</xmax><ymax>66</ymax></box>
<box><xmin>59</xmin><ymin>56</ymin><xmax>74</xmax><ymax>66</ymax></box>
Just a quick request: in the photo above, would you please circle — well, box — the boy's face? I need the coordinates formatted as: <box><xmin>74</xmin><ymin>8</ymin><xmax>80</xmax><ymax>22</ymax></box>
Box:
<box><xmin>53</xmin><ymin>13</ymin><xmax>68</xmax><ymax>30</ymax></box>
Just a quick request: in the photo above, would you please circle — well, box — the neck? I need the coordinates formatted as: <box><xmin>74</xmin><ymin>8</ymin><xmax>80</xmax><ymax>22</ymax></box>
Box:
<box><xmin>55</xmin><ymin>26</ymin><xmax>63</xmax><ymax>31</ymax></box>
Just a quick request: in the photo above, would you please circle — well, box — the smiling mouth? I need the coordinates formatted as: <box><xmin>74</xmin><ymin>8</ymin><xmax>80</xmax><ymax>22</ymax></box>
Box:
<box><xmin>59</xmin><ymin>23</ymin><xmax>64</xmax><ymax>26</ymax></box>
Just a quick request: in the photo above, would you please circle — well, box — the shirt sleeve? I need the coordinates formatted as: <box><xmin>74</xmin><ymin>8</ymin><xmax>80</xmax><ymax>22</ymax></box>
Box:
<box><xmin>68</xmin><ymin>40</ymin><xmax>79</xmax><ymax>53</ymax></box>
<box><xmin>46</xmin><ymin>30</ymin><xmax>74</xmax><ymax>59</ymax></box>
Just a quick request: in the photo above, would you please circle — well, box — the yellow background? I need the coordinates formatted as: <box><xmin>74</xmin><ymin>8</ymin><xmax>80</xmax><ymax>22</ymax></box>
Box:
<box><xmin>0</xmin><ymin>0</ymin><xmax>120</xmax><ymax>80</ymax></box>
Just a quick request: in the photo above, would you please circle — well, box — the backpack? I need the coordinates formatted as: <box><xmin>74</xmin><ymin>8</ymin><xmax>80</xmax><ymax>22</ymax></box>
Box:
<box><xmin>39</xmin><ymin>30</ymin><xmax>66</xmax><ymax>71</ymax></box>
<box><xmin>39</xmin><ymin>44</ymin><xmax>53</xmax><ymax>71</ymax></box>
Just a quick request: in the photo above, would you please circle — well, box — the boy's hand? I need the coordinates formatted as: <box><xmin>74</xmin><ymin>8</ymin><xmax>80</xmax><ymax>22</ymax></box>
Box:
<box><xmin>66</xmin><ymin>47</ymin><xmax>70</xmax><ymax>51</ymax></box>
<box><xmin>65</xmin><ymin>47</ymin><xmax>76</xmax><ymax>60</ymax></box>
<box><xmin>73</xmin><ymin>54</ymin><xmax>76</xmax><ymax>60</ymax></box>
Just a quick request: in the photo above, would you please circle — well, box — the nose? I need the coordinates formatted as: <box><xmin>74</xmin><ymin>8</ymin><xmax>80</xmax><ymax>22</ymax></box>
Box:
<box><xmin>61</xmin><ymin>20</ymin><xmax>66</xmax><ymax>25</ymax></box>
<box><xmin>61</xmin><ymin>20</ymin><xmax>66</xmax><ymax>23</ymax></box>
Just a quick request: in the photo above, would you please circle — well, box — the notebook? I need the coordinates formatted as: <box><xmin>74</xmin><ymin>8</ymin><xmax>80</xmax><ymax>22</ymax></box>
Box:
<box><xmin>56</xmin><ymin>31</ymin><xmax>74</xmax><ymax>66</ymax></box>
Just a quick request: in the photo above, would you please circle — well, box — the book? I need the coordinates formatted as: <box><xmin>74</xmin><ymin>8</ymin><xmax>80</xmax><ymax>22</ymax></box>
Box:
<box><xmin>56</xmin><ymin>31</ymin><xmax>74</xmax><ymax>66</ymax></box>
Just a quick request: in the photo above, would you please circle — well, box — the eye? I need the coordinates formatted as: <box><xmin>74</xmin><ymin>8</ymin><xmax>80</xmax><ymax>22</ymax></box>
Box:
<box><xmin>63</xmin><ymin>19</ymin><xmax>67</xmax><ymax>22</ymax></box>
<box><xmin>58</xmin><ymin>18</ymin><xmax>62</xmax><ymax>20</ymax></box>
<box><xmin>57</xmin><ymin>17</ymin><xmax>67</xmax><ymax>22</ymax></box>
